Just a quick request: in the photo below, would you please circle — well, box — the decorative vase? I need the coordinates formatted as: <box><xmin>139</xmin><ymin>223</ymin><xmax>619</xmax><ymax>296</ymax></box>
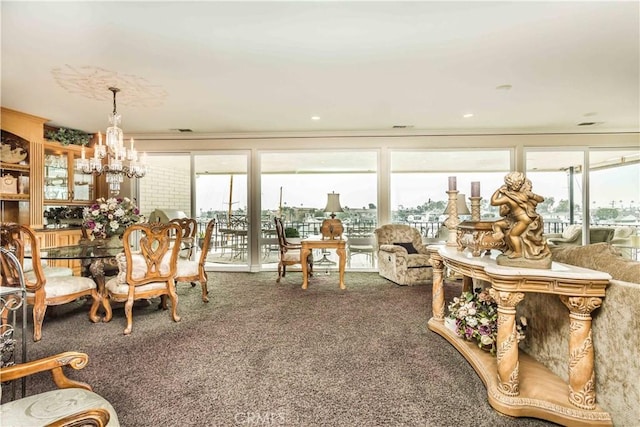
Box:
<box><xmin>104</xmin><ymin>235</ymin><xmax>123</xmax><ymax>248</ymax></box>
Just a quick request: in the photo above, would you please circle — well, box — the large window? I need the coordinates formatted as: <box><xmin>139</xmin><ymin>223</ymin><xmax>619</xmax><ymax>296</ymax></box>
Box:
<box><xmin>390</xmin><ymin>150</ymin><xmax>511</xmax><ymax>239</ymax></box>
<box><xmin>260</xmin><ymin>151</ymin><xmax>378</xmax><ymax>270</ymax></box>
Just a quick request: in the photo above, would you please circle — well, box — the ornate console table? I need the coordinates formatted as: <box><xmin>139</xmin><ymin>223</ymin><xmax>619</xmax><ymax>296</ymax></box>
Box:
<box><xmin>427</xmin><ymin>245</ymin><xmax>613</xmax><ymax>426</ymax></box>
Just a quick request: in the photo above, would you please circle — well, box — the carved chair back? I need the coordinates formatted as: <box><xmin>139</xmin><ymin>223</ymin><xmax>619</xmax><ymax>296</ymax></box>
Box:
<box><xmin>169</xmin><ymin>217</ymin><xmax>197</xmax><ymax>259</ymax></box>
<box><xmin>123</xmin><ymin>222</ymin><xmax>182</xmax><ymax>287</ymax></box>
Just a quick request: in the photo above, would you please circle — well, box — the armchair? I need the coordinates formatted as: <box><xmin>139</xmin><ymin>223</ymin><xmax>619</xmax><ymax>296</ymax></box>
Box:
<box><xmin>0</xmin><ymin>352</ymin><xmax>119</xmax><ymax>426</ymax></box>
<box><xmin>374</xmin><ymin>224</ymin><xmax>432</xmax><ymax>286</ymax></box>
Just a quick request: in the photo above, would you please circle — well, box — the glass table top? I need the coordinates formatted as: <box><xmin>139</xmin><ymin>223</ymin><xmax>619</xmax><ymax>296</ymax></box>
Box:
<box><xmin>27</xmin><ymin>244</ymin><xmax>123</xmax><ymax>260</ymax></box>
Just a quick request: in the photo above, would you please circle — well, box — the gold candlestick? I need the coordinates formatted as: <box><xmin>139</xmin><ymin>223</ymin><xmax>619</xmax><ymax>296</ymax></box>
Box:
<box><xmin>469</xmin><ymin>196</ymin><xmax>482</xmax><ymax>222</ymax></box>
<box><xmin>443</xmin><ymin>190</ymin><xmax>460</xmax><ymax>247</ymax></box>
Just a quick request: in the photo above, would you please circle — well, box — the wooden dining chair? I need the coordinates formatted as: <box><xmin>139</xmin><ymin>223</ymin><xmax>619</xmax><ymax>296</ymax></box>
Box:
<box><xmin>169</xmin><ymin>217</ymin><xmax>197</xmax><ymax>260</ymax></box>
<box><xmin>175</xmin><ymin>219</ymin><xmax>215</xmax><ymax>302</ymax></box>
<box><xmin>274</xmin><ymin>217</ymin><xmax>313</xmax><ymax>283</ymax></box>
<box><xmin>103</xmin><ymin>222</ymin><xmax>182</xmax><ymax>335</ymax></box>
<box><xmin>0</xmin><ymin>222</ymin><xmax>101</xmax><ymax>341</ymax></box>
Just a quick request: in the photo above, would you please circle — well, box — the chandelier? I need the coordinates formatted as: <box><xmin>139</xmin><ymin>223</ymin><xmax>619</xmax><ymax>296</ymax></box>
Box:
<box><xmin>76</xmin><ymin>87</ymin><xmax>148</xmax><ymax>195</ymax></box>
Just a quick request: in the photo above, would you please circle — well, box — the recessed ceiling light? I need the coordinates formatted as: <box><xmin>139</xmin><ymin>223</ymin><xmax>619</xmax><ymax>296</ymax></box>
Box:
<box><xmin>311</xmin><ymin>116</ymin><xmax>321</xmax><ymax>121</ymax></box>
<box><xmin>496</xmin><ymin>84</ymin><xmax>512</xmax><ymax>91</ymax></box>
<box><xmin>392</xmin><ymin>125</ymin><xmax>414</xmax><ymax>129</ymax></box>
<box><xmin>463</xmin><ymin>113</ymin><xmax>474</xmax><ymax>118</ymax></box>
<box><xmin>578</xmin><ymin>122</ymin><xmax>597</xmax><ymax>126</ymax></box>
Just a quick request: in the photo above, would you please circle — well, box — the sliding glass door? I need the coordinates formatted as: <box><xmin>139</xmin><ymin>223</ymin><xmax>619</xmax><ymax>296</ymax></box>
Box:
<box><xmin>194</xmin><ymin>153</ymin><xmax>249</xmax><ymax>269</ymax></box>
<box><xmin>260</xmin><ymin>151</ymin><xmax>378</xmax><ymax>270</ymax></box>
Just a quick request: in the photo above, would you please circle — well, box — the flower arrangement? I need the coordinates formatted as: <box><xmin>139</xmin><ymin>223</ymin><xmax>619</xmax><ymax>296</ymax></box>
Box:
<box><xmin>82</xmin><ymin>197</ymin><xmax>142</xmax><ymax>239</ymax></box>
<box><xmin>447</xmin><ymin>289</ymin><xmax>526</xmax><ymax>355</ymax></box>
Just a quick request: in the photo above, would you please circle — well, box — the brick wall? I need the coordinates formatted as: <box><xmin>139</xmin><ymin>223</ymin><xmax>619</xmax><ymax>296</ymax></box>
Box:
<box><xmin>139</xmin><ymin>163</ymin><xmax>191</xmax><ymax>219</ymax></box>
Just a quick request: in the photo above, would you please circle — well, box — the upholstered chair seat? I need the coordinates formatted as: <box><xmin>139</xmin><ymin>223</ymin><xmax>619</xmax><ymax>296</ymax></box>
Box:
<box><xmin>28</xmin><ymin>275</ymin><xmax>97</xmax><ymax>298</ymax></box>
<box><xmin>374</xmin><ymin>224</ymin><xmax>432</xmax><ymax>286</ymax></box>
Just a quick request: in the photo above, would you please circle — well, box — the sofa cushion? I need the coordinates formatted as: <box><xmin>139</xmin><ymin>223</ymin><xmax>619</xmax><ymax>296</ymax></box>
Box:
<box><xmin>394</xmin><ymin>242</ymin><xmax>418</xmax><ymax>254</ymax></box>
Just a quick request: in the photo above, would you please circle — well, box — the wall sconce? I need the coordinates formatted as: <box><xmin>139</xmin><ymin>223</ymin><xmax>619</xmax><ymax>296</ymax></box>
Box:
<box><xmin>321</xmin><ymin>191</ymin><xmax>344</xmax><ymax>239</ymax></box>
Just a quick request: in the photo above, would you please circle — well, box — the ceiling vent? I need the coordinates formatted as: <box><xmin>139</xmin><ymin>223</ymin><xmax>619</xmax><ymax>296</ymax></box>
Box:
<box><xmin>169</xmin><ymin>128</ymin><xmax>193</xmax><ymax>132</ymax></box>
<box><xmin>577</xmin><ymin>122</ymin><xmax>596</xmax><ymax>126</ymax></box>
<box><xmin>392</xmin><ymin>125</ymin><xmax>414</xmax><ymax>129</ymax></box>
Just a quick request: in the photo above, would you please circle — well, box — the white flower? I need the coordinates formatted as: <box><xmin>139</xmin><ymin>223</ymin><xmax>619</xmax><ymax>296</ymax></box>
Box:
<box><xmin>467</xmin><ymin>307</ymin><xmax>477</xmax><ymax>316</ymax></box>
<box><xmin>479</xmin><ymin>317</ymin><xmax>490</xmax><ymax>326</ymax></box>
<box><xmin>480</xmin><ymin>335</ymin><xmax>493</xmax><ymax>345</ymax></box>
<box><xmin>466</xmin><ymin>316</ymin><xmax>478</xmax><ymax>327</ymax></box>
<box><xmin>520</xmin><ymin>316</ymin><xmax>527</xmax><ymax>327</ymax></box>
<box><xmin>92</xmin><ymin>209</ymin><xmax>101</xmax><ymax>216</ymax></box>
<box><xmin>458</xmin><ymin>308</ymin><xmax>468</xmax><ymax>317</ymax></box>
<box><xmin>109</xmin><ymin>220</ymin><xmax>120</xmax><ymax>232</ymax></box>
<box><xmin>114</xmin><ymin>207</ymin><xmax>125</xmax><ymax>217</ymax></box>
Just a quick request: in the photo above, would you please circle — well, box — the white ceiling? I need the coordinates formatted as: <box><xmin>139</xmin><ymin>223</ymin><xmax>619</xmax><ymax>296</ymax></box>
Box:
<box><xmin>1</xmin><ymin>1</ymin><xmax>639</xmax><ymax>136</ymax></box>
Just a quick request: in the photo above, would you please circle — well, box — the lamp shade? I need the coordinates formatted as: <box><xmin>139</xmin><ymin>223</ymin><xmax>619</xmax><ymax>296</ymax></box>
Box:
<box><xmin>324</xmin><ymin>192</ymin><xmax>344</xmax><ymax>213</ymax></box>
<box><xmin>443</xmin><ymin>194</ymin><xmax>471</xmax><ymax>215</ymax></box>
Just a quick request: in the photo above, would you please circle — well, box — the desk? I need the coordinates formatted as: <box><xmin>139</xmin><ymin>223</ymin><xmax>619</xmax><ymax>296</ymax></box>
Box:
<box><xmin>427</xmin><ymin>245</ymin><xmax>612</xmax><ymax>426</ymax></box>
<box><xmin>30</xmin><ymin>243</ymin><xmax>123</xmax><ymax>317</ymax></box>
<box><xmin>301</xmin><ymin>235</ymin><xmax>346</xmax><ymax>290</ymax></box>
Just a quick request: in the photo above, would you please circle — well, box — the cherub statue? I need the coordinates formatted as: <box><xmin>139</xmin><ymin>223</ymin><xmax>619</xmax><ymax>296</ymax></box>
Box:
<box><xmin>490</xmin><ymin>172</ymin><xmax>551</xmax><ymax>268</ymax></box>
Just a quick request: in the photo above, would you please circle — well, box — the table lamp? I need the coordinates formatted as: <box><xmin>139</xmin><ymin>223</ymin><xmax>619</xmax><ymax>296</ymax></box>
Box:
<box><xmin>321</xmin><ymin>191</ymin><xmax>344</xmax><ymax>239</ymax></box>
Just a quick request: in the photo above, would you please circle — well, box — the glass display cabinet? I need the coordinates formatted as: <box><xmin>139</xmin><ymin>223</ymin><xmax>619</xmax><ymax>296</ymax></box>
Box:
<box><xmin>44</xmin><ymin>144</ymin><xmax>95</xmax><ymax>203</ymax></box>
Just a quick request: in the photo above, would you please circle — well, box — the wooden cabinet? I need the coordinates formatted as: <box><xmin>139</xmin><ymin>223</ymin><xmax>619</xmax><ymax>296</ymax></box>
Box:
<box><xmin>1</xmin><ymin>107</ymin><xmax>106</xmax><ymax>229</ymax></box>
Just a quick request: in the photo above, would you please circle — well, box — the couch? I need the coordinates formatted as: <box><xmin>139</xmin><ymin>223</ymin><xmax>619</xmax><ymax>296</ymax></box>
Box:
<box><xmin>517</xmin><ymin>243</ymin><xmax>640</xmax><ymax>426</ymax></box>
<box><xmin>545</xmin><ymin>224</ymin><xmax>615</xmax><ymax>246</ymax></box>
<box><xmin>374</xmin><ymin>224</ymin><xmax>432</xmax><ymax>285</ymax></box>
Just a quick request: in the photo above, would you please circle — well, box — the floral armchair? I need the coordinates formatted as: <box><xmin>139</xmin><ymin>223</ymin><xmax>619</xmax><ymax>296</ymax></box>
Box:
<box><xmin>374</xmin><ymin>224</ymin><xmax>432</xmax><ymax>286</ymax></box>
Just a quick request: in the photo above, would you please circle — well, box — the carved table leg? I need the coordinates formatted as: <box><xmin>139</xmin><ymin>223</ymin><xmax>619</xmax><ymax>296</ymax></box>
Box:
<box><xmin>490</xmin><ymin>289</ymin><xmax>524</xmax><ymax>396</ymax></box>
<box><xmin>430</xmin><ymin>253</ymin><xmax>445</xmax><ymax>321</ymax></box>
<box><xmin>336</xmin><ymin>246</ymin><xmax>346</xmax><ymax>290</ymax></box>
<box><xmin>560</xmin><ymin>295</ymin><xmax>602</xmax><ymax>410</ymax></box>
<box><xmin>88</xmin><ymin>259</ymin><xmax>109</xmax><ymax>319</ymax></box>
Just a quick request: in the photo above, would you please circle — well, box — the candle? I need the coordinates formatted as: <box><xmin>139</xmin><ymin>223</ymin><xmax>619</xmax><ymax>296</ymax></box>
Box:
<box><xmin>98</xmin><ymin>132</ymin><xmax>103</xmax><ymax>145</ymax></box>
<box><xmin>130</xmin><ymin>138</ymin><xmax>134</xmax><ymax>150</ymax></box>
<box><xmin>471</xmin><ymin>181</ymin><xmax>480</xmax><ymax>197</ymax></box>
<box><xmin>448</xmin><ymin>176</ymin><xmax>457</xmax><ymax>191</ymax></box>
<box><xmin>81</xmin><ymin>146</ymin><xmax>85</xmax><ymax>160</ymax></box>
